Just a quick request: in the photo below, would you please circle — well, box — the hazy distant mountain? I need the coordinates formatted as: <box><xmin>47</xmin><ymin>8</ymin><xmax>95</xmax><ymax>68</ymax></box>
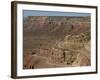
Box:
<box><xmin>23</xmin><ymin>16</ymin><xmax>90</xmax><ymax>38</ymax></box>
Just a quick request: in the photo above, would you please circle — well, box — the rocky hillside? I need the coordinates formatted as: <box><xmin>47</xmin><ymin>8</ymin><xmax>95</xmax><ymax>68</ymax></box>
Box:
<box><xmin>23</xmin><ymin>16</ymin><xmax>91</xmax><ymax>69</ymax></box>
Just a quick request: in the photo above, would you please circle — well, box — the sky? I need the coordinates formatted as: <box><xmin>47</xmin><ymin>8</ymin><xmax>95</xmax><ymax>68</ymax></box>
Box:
<box><xmin>23</xmin><ymin>10</ymin><xmax>90</xmax><ymax>18</ymax></box>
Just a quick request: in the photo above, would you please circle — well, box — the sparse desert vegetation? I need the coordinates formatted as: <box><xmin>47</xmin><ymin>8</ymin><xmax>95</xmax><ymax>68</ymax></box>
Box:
<box><xmin>23</xmin><ymin>16</ymin><xmax>91</xmax><ymax>69</ymax></box>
